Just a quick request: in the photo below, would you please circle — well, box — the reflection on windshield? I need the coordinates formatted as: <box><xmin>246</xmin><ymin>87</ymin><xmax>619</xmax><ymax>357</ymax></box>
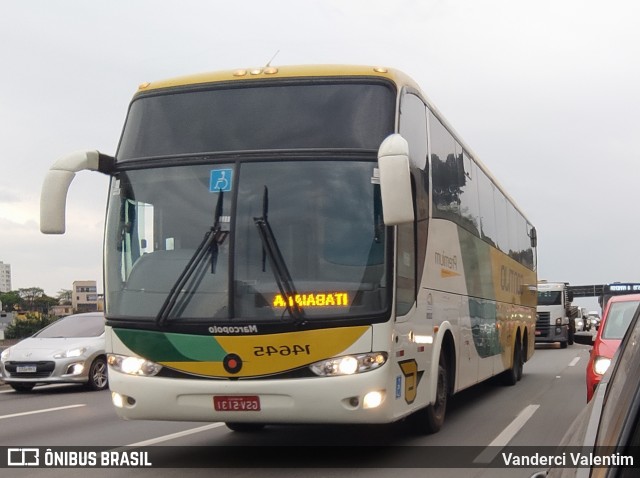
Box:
<box><xmin>104</xmin><ymin>160</ymin><xmax>389</xmax><ymax>323</ymax></box>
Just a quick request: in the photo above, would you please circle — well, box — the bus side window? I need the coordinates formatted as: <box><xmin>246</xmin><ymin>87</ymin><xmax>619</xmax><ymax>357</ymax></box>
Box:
<box><xmin>399</xmin><ymin>93</ymin><xmax>428</xmax><ymax>170</ymax></box>
<box><xmin>429</xmin><ymin>111</ymin><xmax>459</xmax><ymax>220</ymax></box>
<box><xmin>398</xmin><ymin>92</ymin><xmax>428</xmax><ymax>221</ymax></box>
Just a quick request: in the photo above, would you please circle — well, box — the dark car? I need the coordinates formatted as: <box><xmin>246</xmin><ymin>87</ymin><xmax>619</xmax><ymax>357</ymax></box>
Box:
<box><xmin>0</xmin><ymin>312</ymin><xmax>107</xmax><ymax>392</ymax></box>
<box><xmin>534</xmin><ymin>303</ymin><xmax>640</xmax><ymax>477</ymax></box>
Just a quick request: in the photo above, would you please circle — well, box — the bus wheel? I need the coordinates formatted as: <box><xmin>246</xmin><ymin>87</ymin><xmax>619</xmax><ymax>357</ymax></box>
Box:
<box><xmin>502</xmin><ymin>340</ymin><xmax>523</xmax><ymax>386</ymax></box>
<box><xmin>412</xmin><ymin>351</ymin><xmax>448</xmax><ymax>434</ymax></box>
<box><xmin>225</xmin><ymin>423</ymin><xmax>266</xmax><ymax>432</ymax></box>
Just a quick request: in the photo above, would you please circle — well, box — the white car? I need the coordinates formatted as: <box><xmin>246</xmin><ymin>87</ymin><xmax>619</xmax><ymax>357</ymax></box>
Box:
<box><xmin>0</xmin><ymin>312</ymin><xmax>107</xmax><ymax>392</ymax></box>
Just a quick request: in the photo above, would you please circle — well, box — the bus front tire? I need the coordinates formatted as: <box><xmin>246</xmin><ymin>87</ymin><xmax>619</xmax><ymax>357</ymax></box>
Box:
<box><xmin>412</xmin><ymin>352</ymin><xmax>448</xmax><ymax>434</ymax></box>
<box><xmin>225</xmin><ymin>422</ymin><xmax>266</xmax><ymax>432</ymax></box>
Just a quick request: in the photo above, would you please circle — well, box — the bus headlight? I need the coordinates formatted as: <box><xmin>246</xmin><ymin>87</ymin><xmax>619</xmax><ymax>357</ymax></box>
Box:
<box><xmin>593</xmin><ymin>356</ymin><xmax>611</xmax><ymax>376</ymax></box>
<box><xmin>309</xmin><ymin>352</ymin><xmax>387</xmax><ymax>376</ymax></box>
<box><xmin>108</xmin><ymin>354</ymin><xmax>163</xmax><ymax>376</ymax></box>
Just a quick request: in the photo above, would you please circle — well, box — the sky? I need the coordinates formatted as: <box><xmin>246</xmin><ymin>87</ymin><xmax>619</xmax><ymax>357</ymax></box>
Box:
<box><xmin>1</xmin><ymin>0</ymin><xmax>639</xmax><ymax>312</ymax></box>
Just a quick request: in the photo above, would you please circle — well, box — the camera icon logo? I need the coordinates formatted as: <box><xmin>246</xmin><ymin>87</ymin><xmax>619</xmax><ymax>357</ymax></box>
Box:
<box><xmin>7</xmin><ymin>448</ymin><xmax>40</xmax><ymax>466</ymax></box>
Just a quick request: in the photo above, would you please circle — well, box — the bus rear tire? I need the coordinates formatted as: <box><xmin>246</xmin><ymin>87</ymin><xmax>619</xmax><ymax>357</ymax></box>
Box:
<box><xmin>225</xmin><ymin>422</ymin><xmax>265</xmax><ymax>432</ymax></box>
<box><xmin>501</xmin><ymin>339</ymin><xmax>523</xmax><ymax>386</ymax></box>
<box><xmin>411</xmin><ymin>351</ymin><xmax>448</xmax><ymax>434</ymax></box>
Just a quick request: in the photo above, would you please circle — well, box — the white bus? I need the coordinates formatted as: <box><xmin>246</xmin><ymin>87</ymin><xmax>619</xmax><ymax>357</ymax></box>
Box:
<box><xmin>40</xmin><ymin>65</ymin><xmax>537</xmax><ymax>434</ymax></box>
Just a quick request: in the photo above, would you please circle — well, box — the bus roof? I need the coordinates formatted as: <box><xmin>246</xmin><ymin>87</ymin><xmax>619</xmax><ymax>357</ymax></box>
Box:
<box><xmin>134</xmin><ymin>64</ymin><xmax>420</xmax><ymax>94</ymax></box>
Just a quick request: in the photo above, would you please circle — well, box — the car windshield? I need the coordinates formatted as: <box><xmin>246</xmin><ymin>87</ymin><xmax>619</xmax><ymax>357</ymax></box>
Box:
<box><xmin>34</xmin><ymin>314</ymin><xmax>105</xmax><ymax>338</ymax></box>
<box><xmin>601</xmin><ymin>301</ymin><xmax>640</xmax><ymax>340</ymax></box>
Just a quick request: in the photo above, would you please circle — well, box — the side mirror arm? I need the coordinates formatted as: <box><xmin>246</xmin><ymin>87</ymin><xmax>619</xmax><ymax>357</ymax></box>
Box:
<box><xmin>40</xmin><ymin>150</ymin><xmax>114</xmax><ymax>234</ymax></box>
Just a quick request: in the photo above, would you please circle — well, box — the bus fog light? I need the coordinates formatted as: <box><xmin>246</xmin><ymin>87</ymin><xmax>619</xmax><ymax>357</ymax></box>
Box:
<box><xmin>112</xmin><ymin>392</ymin><xmax>125</xmax><ymax>408</ymax></box>
<box><xmin>363</xmin><ymin>391</ymin><xmax>384</xmax><ymax>409</ymax></box>
<box><xmin>112</xmin><ymin>392</ymin><xmax>136</xmax><ymax>408</ymax></box>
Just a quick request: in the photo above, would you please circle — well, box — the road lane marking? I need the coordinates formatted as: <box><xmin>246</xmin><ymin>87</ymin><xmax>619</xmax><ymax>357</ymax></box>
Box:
<box><xmin>0</xmin><ymin>404</ymin><xmax>85</xmax><ymax>420</ymax></box>
<box><xmin>569</xmin><ymin>357</ymin><xmax>581</xmax><ymax>367</ymax></box>
<box><xmin>125</xmin><ymin>423</ymin><xmax>226</xmax><ymax>447</ymax></box>
<box><xmin>473</xmin><ymin>404</ymin><xmax>540</xmax><ymax>464</ymax></box>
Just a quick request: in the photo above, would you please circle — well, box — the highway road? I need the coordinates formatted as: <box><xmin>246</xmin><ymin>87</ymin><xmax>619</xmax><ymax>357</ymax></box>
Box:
<box><xmin>0</xmin><ymin>342</ymin><xmax>593</xmax><ymax>478</ymax></box>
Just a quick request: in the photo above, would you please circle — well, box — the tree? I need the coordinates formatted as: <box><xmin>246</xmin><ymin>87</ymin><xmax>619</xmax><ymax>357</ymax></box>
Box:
<box><xmin>56</xmin><ymin>289</ymin><xmax>73</xmax><ymax>305</ymax></box>
<box><xmin>0</xmin><ymin>290</ymin><xmax>21</xmax><ymax>311</ymax></box>
<box><xmin>14</xmin><ymin>287</ymin><xmax>57</xmax><ymax>314</ymax></box>
<box><xmin>18</xmin><ymin>287</ymin><xmax>46</xmax><ymax>312</ymax></box>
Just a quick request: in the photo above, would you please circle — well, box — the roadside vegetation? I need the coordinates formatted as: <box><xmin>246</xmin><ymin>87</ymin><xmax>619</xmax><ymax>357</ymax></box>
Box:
<box><xmin>1</xmin><ymin>288</ymin><xmax>72</xmax><ymax>339</ymax></box>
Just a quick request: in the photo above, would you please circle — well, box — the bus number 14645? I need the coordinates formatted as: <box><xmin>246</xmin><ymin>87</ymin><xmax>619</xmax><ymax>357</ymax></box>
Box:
<box><xmin>253</xmin><ymin>345</ymin><xmax>311</xmax><ymax>357</ymax></box>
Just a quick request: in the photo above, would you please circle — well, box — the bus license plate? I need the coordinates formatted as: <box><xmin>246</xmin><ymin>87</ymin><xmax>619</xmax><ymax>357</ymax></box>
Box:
<box><xmin>213</xmin><ymin>395</ymin><xmax>261</xmax><ymax>412</ymax></box>
<box><xmin>17</xmin><ymin>365</ymin><xmax>37</xmax><ymax>373</ymax></box>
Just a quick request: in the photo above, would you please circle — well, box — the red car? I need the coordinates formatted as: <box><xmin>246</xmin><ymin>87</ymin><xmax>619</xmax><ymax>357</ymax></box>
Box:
<box><xmin>578</xmin><ymin>294</ymin><xmax>640</xmax><ymax>402</ymax></box>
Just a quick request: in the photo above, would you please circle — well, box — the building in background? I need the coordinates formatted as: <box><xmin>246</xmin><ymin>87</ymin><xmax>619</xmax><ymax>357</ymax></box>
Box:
<box><xmin>50</xmin><ymin>304</ymin><xmax>75</xmax><ymax>316</ymax></box>
<box><xmin>72</xmin><ymin>280</ymin><xmax>98</xmax><ymax>312</ymax></box>
<box><xmin>0</xmin><ymin>261</ymin><xmax>11</xmax><ymax>292</ymax></box>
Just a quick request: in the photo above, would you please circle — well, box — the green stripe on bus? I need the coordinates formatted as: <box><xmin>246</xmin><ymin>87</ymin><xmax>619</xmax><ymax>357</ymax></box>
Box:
<box><xmin>114</xmin><ymin>328</ymin><xmax>227</xmax><ymax>362</ymax></box>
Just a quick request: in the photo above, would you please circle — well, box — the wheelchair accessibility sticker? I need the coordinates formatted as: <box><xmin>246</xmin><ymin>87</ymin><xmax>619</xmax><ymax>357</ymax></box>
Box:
<box><xmin>210</xmin><ymin>168</ymin><xmax>233</xmax><ymax>192</ymax></box>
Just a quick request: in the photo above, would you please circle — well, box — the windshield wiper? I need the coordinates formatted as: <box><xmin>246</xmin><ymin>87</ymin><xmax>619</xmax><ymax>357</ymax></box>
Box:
<box><xmin>253</xmin><ymin>186</ymin><xmax>305</xmax><ymax>324</ymax></box>
<box><xmin>156</xmin><ymin>190</ymin><xmax>229</xmax><ymax>326</ymax></box>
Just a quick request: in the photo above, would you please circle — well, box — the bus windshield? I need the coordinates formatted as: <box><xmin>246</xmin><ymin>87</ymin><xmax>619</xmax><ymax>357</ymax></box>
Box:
<box><xmin>104</xmin><ymin>159</ymin><xmax>389</xmax><ymax>323</ymax></box>
<box><xmin>118</xmin><ymin>81</ymin><xmax>395</xmax><ymax>160</ymax></box>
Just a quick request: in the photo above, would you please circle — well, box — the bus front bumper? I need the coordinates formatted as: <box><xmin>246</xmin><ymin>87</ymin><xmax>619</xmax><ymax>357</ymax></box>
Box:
<box><xmin>108</xmin><ymin>367</ymin><xmax>397</xmax><ymax>425</ymax></box>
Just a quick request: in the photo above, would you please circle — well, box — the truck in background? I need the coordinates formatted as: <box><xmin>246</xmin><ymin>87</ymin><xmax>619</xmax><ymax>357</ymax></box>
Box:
<box><xmin>536</xmin><ymin>281</ymin><xmax>575</xmax><ymax>348</ymax></box>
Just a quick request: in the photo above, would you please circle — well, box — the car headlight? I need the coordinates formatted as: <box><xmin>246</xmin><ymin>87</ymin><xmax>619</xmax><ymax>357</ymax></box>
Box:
<box><xmin>54</xmin><ymin>347</ymin><xmax>87</xmax><ymax>359</ymax></box>
<box><xmin>309</xmin><ymin>352</ymin><xmax>387</xmax><ymax>376</ymax></box>
<box><xmin>108</xmin><ymin>354</ymin><xmax>162</xmax><ymax>376</ymax></box>
<box><xmin>593</xmin><ymin>356</ymin><xmax>611</xmax><ymax>376</ymax></box>
<box><xmin>0</xmin><ymin>348</ymin><xmax>10</xmax><ymax>361</ymax></box>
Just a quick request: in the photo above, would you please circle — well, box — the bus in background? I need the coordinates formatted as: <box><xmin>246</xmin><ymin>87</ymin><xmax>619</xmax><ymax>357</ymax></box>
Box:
<box><xmin>600</xmin><ymin>283</ymin><xmax>640</xmax><ymax>310</ymax></box>
<box><xmin>39</xmin><ymin>65</ymin><xmax>537</xmax><ymax>434</ymax></box>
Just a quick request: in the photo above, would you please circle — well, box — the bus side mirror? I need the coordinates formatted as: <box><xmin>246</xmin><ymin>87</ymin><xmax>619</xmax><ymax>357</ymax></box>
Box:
<box><xmin>530</xmin><ymin>226</ymin><xmax>537</xmax><ymax>248</ymax></box>
<box><xmin>40</xmin><ymin>150</ymin><xmax>114</xmax><ymax>234</ymax></box>
<box><xmin>377</xmin><ymin>134</ymin><xmax>414</xmax><ymax>225</ymax></box>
